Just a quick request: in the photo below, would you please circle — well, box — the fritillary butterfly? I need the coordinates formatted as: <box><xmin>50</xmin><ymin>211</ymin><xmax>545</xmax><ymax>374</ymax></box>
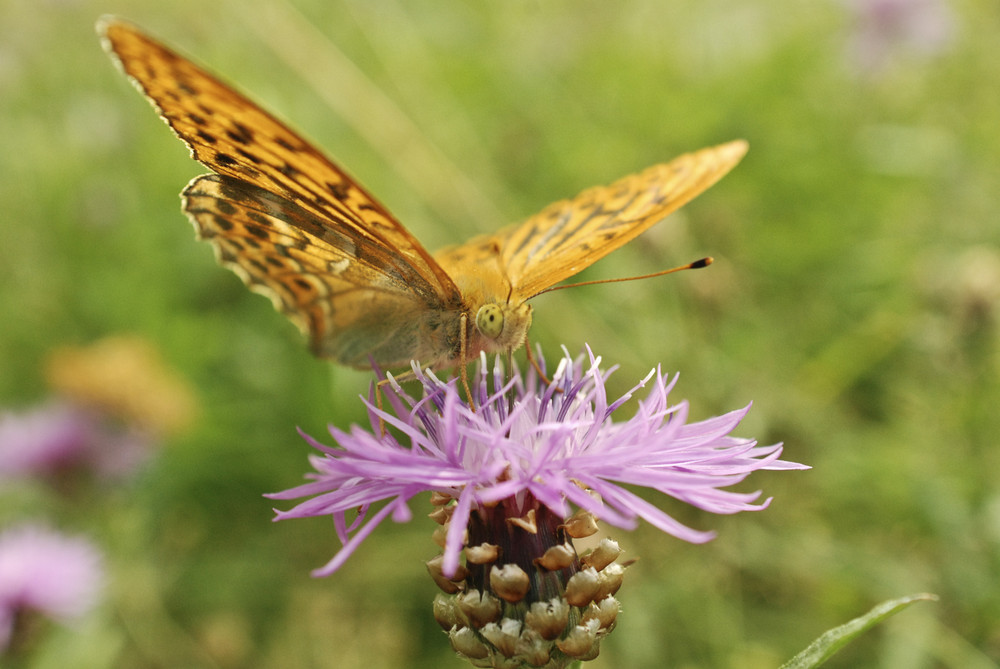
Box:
<box><xmin>99</xmin><ymin>17</ymin><xmax>747</xmax><ymax>373</ymax></box>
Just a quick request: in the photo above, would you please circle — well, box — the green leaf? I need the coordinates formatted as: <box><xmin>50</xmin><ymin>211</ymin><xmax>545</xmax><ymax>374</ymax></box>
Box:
<box><xmin>779</xmin><ymin>593</ymin><xmax>938</xmax><ymax>669</ymax></box>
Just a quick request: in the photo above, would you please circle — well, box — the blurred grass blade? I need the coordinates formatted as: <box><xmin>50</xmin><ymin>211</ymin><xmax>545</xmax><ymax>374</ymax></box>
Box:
<box><xmin>779</xmin><ymin>593</ymin><xmax>938</xmax><ymax>669</ymax></box>
<box><xmin>240</xmin><ymin>0</ymin><xmax>508</xmax><ymax>230</ymax></box>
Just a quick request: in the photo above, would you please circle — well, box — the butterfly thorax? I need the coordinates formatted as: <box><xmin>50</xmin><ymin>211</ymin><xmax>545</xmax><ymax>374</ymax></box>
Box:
<box><xmin>437</xmin><ymin>247</ymin><xmax>533</xmax><ymax>364</ymax></box>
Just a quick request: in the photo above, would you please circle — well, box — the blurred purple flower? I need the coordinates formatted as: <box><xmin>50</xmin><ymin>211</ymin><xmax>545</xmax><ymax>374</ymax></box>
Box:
<box><xmin>0</xmin><ymin>524</ymin><xmax>104</xmax><ymax>650</ymax></box>
<box><xmin>270</xmin><ymin>347</ymin><xmax>808</xmax><ymax>578</ymax></box>
<box><xmin>842</xmin><ymin>0</ymin><xmax>955</xmax><ymax>73</ymax></box>
<box><xmin>0</xmin><ymin>401</ymin><xmax>154</xmax><ymax>483</ymax></box>
<box><xmin>0</xmin><ymin>403</ymin><xmax>92</xmax><ymax>478</ymax></box>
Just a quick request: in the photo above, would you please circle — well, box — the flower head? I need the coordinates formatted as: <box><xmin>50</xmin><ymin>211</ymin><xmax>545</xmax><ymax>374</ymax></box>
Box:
<box><xmin>272</xmin><ymin>347</ymin><xmax>807</xmax><ymax>666</ymax></box>
<box><xmin>0</xmin><ymin>401</ymin><xmax>155</xmax><ymax>483</ymax></box>
<box><xmin>0</xmin><ymin>524</ymin><xmax>105</xmax><ymax>651</ymax></box>
<box><xmin>271</xmin><ymin>347</ymin><xmax>806</xmax><ymax>577</ymax></box>
<box><xmin>842</xmin><ymin>0</ymin><xmax>955</xmax><ymax>74</ymax></box>
<box><xmin>1</xmin><ymin>336</ymin><xmax>197</xmax><ymax>486</ymax></box>
<box><xmin>0</xmin><ymin>403</ymin><xmax>95</xmax><ymax>479</ymax></box>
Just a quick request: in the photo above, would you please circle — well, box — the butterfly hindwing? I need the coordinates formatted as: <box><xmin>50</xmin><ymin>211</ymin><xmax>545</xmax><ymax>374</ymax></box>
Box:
<box><xmin>183</xmin><ymin>174</ymin><xmax>459</xmax><ymax>365</ymax></box>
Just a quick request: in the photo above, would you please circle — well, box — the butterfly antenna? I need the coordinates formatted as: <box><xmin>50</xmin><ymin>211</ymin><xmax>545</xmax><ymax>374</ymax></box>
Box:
<box><xmin>536</xmin><ymin>257</ymin><xmax>713</xmax><ymax>296</ymax></box>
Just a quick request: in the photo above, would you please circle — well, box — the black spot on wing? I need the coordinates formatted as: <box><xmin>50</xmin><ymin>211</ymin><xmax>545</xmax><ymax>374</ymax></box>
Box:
<box><xmin>213</xmin><ymin>215</ymin><xmax>233</xmax><ymax>232</ymax></box>
<box><xmin>247</xmin><ymin>212</ymin><xmax>269</xmax><ymax>227</ymax></box>
<box><xmin>227</xmin><ymin>121</ymin><xmax>254</xmax><ymax>145</ymax></box>
<box><xmin>327</xmin><ymin>181</ymin><xmax>349</xmax><ymax>200</ymax></box>
<box><xmin>211</xmin><ymin>155</ymin><xmax>260</xmax><ymax>179</ymax></box>
<box><xmin>237</xmin><ymin>148</ymin><xmax>262</xmax><ymax>164</ymax></box>
<box><xmin>246</xmin><ymin>257</ymin><xmax>269</xmax><ymax>273</ymax></box>
<box><xmin>247</xmin><ymin>225</ymin><xmax>269</xmax><ymax>241</ymax></box>
<box><xmin>506</xmin><ymin>221</ymin><xmax>541</xmax><ymax>259</ymax></box>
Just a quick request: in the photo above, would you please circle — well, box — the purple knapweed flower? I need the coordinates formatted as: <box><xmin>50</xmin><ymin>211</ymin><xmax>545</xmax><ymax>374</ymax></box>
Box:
<box><xmin>270</xmin><ymin>347</ymin><xmax>807</xmax><ymax>666</ymax></box>
<box><xmin>272</xmin><ymin>346</ymin><xmax>805</xmax><ymax>576</ymax></box>
<box><xmin>0</xmin><ymin>401</ymin><xmax>154</xmax><ymax>484</ymax></box>
<box><xmin>842</xmin><ymin>0</ymin><xmax>955</xmax><ymax>74</ymax></box>
<box><xmin>0</xmin><ymin>524</ymin><xmax>104</xmax><ymax>651</ymax></box>
<box><xmin>0</xmin><ymin>403</ymin><xmax>95</xmax><ymax>479</ymax></box>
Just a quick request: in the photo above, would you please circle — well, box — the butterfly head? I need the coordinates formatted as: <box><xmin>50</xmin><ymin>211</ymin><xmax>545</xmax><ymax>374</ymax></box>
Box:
<box><xmin>472</xmin><ymin>301</ymin><xmax>532</xmax><ymax>356</ymax></box>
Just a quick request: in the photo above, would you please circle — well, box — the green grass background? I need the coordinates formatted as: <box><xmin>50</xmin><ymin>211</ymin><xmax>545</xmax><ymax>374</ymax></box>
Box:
<box><xmin>2</xmin><ymin>0</ymin><xmax>998</xmax><ymax>667</ymax></box>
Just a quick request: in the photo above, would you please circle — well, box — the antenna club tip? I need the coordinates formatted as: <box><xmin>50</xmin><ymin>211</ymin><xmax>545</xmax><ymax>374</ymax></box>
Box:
<box><xmin>692</xmin><ymin>257</ymin><xmax>713</xmax><ymax>269</ymax></box>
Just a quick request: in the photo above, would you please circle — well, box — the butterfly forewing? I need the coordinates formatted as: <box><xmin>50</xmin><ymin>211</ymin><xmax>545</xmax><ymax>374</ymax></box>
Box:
<box><xmin>489</xmin><ymin>140</ymin><xmax>749</xmax><ymax>300</ymax></box>
<box><xmin>98</xmin><ymin>18</ymin><xmax>461</xmax><ymax>310</ymax></box>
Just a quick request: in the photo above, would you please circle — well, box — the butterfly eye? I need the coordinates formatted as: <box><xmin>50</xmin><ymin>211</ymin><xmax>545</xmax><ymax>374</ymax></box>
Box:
<box><xmin>475</xmin><ymin>304</ymin><xmax>505</xmax><ymax>340</ymax></box>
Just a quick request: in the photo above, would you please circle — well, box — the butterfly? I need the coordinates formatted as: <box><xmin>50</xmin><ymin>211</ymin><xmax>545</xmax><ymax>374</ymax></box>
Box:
<box><xmin>98</xmin><ymin>17</ymin><xmax>747</xmax><ymax>378</ymax></box>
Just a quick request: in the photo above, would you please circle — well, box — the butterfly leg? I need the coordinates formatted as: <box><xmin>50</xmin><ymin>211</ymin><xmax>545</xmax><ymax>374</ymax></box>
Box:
<box><xmin>372</xmin><ymin>368</ymin><xmax>420</xmax><ymax>436</ymax></box>
<box><xmin>458</xmin><ymin>312</ymin><xmax>476</xmax><ymax>412</ymax></box>
<box><xmin>373</xmin><ymin>376</ymin><xmax>392</xmax><ymax>436</ymax></box>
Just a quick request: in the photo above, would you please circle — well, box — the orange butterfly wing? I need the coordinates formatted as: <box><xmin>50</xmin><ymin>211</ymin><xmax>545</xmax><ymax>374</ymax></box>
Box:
<box><xmin>99</xmin><ymin>18</ymin><xmax>466</xmax><ymax>366</ymax></box>
<box><xmin>432</xmin><ymin>141</ymin><xmax>747</xmax><ymax>361</ymax></box>
<box><xmin>434</xmin><ymin>142</ymin><xmax>747</xmax><ymax>304</ymax></box>
<box><xmin>497</xmin><ymin>141</ymin><xmax>748</xmax><ymax>301</ymax></box>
